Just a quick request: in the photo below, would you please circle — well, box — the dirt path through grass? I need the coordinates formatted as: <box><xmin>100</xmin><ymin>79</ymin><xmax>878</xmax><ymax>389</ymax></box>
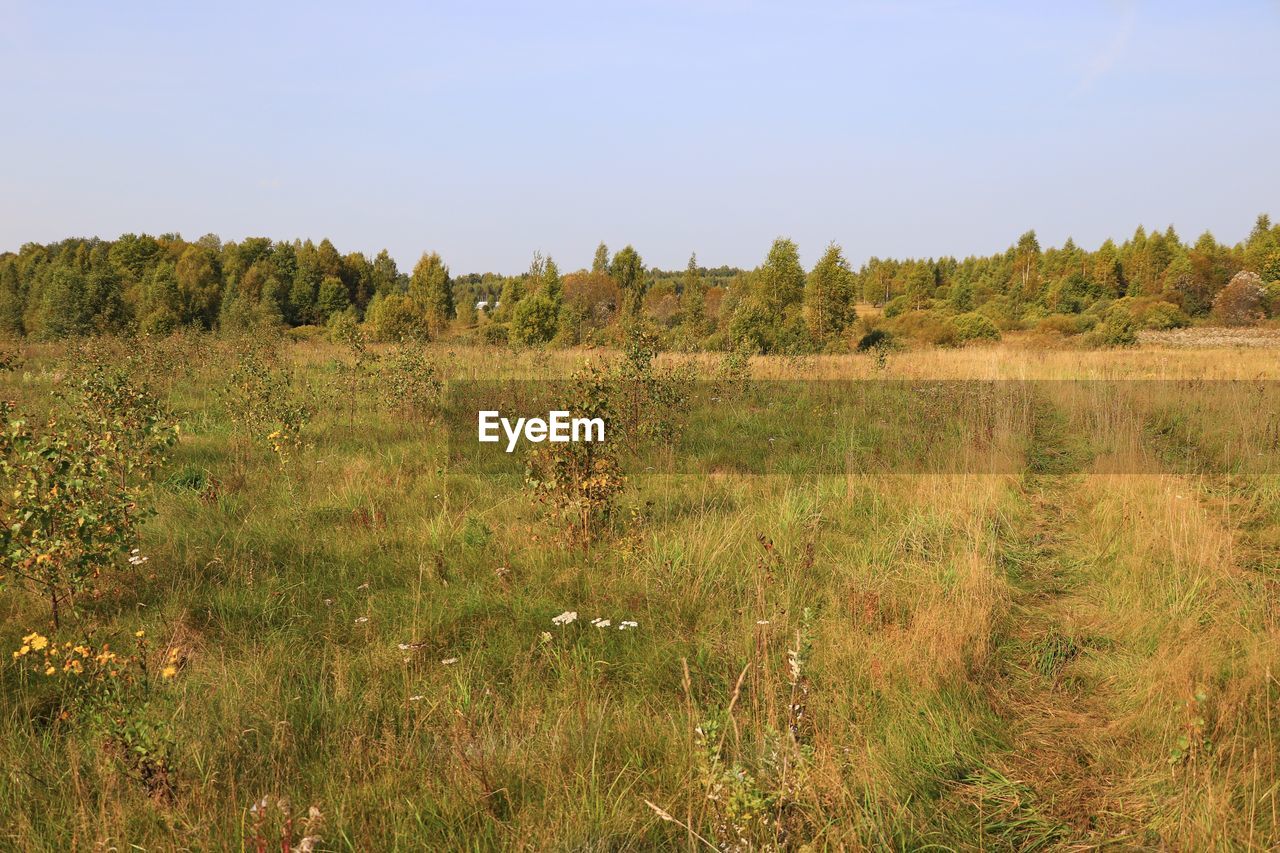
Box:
<box><xmin>968</xmin><ymin>393</ymin><xmax>1145</xmax><ymax>848</ymax></box>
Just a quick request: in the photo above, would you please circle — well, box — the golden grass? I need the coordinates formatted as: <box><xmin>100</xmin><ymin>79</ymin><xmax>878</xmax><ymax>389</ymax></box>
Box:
<box><xmin>2</xmin><ymin>334</ymin><xmax>1279</xmax><ymax>849</ymax></box>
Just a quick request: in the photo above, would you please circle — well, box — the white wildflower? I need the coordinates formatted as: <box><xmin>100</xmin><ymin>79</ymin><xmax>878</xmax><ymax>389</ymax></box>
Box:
<box><xmin>540</xmin><ymin>631</ymin><xmax>552</xmax><ymax>643</ymax></box>
<box><xmin>441</xmin><ymin>657</ymin><xmax>459</xmax><ymax>665</ymax></box>
<box><xmin>551</xmin><ymin>610</ymin><xmax>577</xmax><ymax>626</ymax></box>
<box><xmin>591</xmin><ymin>618</ymin><xmax>612</xmax><ymax>629</ymax></box>
<box><xmin>619</xmin><ymin>620</ymin><xmax>638</xmax><ymax>630</ymax></box>
<box><xmin>354</xmin><ymin>616</ymin><xmax>369</xmax><ymax>624</ymax></box>
<box><xmin>408</xmin><ymin>695</ymin><xmax>425</xmax><ymax>702</ymax></box>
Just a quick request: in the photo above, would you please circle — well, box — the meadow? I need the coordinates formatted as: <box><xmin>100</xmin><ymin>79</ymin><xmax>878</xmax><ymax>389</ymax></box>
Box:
<box><xmin>2</xmin><ymin>331</ymin><xmax>1279</xmax><ymax>851</ymax></box>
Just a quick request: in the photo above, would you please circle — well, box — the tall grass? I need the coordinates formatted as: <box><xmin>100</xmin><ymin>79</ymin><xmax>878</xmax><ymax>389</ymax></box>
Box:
<box><xmin>1</xmin><ymin>335</ymin><xmax>1278</xmax><ymax>849</ymax></box>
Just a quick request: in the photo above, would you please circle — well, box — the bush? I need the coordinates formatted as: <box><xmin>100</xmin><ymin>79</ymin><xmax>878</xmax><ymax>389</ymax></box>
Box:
<box><xmin>479</xmin><ymin>322</ymin><xmax>509</xmax><ymax>345</ymax></box>
<box><xmin>510</xmin><ymin>293</ymin><xmax>558</xmax><ymax>346</ymax></box>
<box><xmin>1266</xmin><ymin>281</ymin><xmax>1280</xmax><ymax>318</ymax></box>
<box><xmin>882</xmin><ymin>295</ymin><xmax>910</xmax><ymax>318</ymax></box>
<box><xmin>1213</xmin><ymin>271</ymin><xmax>1267</xmax><ymax>327</ymax></box>
<box><xmin>855</xmin><ymin>328</ymin><xmax>893</xmax><ymax>351</ymax></box>
<box><xmin>976</xmin><ymin>296</ymin><xmax>1020</xmax><ymax>330</ymax></box>
<box><xmin>1106</xmin><ymin>296</ymin><xmax>1188</xmax><ymax>330</ymax></box>
<box><xmin>1135</xmin><ymin>300</ymin><xmax>1189</xmax><ymax>330</ymax></box>
<box><xmin>887</xmin><ymin>310</ymin><xmax>959</xmax><ymax>347</ymax></box>
<box><xmin>953</xmin><ymin>312</ymin><xmax>1001</xmax><ymax>343</ymax></box>
<box><xmin>366</xmin><ymin>293</ymin><xmax>426</xmax><ymax>342</ymax></box>
<box><xmin>1084</xmin><ymin>305</ymin><xmax>1137</xmax><ymax>347</ymax></box>
<box><xmin>284</xmin><ymin>324</ymin><xmax>325</xmax><ymax>343</ymax></box>
<box><xmin>1036</xmin><ymin>314</ymin><xmax>1093</xmax><ymax>336</ymax></box>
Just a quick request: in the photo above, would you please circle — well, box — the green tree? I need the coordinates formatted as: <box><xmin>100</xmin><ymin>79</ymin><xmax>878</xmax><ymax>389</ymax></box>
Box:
<box><xmin>681</xmin><ymin>253</ymin><xmax>707</xmax><ymax>334</ymax></box>
<box><xmin>610</xmin><ymin>245</ymin><xmax>648</xmax><ymax>316</ymax></box>
<box><xmin>316</xmin><ymin>275</ymin><xmax>351</xmax><ymax>320</ymax></box>
<box><xmin>371</xmin><ymin>249</ymin><xmax>401</xmax><ymax>295</ymax></box>
<box><xmin>756</xmin><ymin>238</ymin><xmax>805</xmax><ymax>314</ymax></box>
<box><xmin>541</xmin><ymin>257</ymin><xmax>563</xmax><ymax>305</ymax></box>
<box><xmin>905</xmin><ymin>262</ymin><xmax>937</xmax><ymax>310</ymax></box>
<box><xmin>410</xmin><ymin>251</ymin><xmax>453</xmax><ymax>334</ymax></box>
<box><xmin>1014</xmin><ymin>230</ymin><xmax>1041</xmax><ymax>300</ymax></box>
<box><xmin>511</xmin><ymin>294</ymin><xmax>558</xmax><ymax>345</ymax></box>
<box><xmin>592</xmin><ymin>242</ymin><xmax>610</xmax><ymax>274</ymax></box>
<box><xmin>174</xmin><ymin>243</ymin><xmax>222</xmax><ymax>327</ymax></box>
<box><xmin>29</xmin><ymin>267</ymin><xmax>89</xmax><ymax>339</ymax></box>
<box><xmin>804</xmin><ymin>243</ymin><xmax>856</xmax><ymax>342</ymax></box>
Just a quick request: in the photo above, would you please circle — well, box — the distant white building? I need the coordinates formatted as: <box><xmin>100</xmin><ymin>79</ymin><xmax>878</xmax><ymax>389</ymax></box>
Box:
<box><xmin>475</xmin><ymin>300</ymin><xmax>490</xmax><ymax>312</ymax></box>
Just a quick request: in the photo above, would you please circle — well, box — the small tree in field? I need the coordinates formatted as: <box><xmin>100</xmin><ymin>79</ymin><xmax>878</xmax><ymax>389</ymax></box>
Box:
<box><xmin>0</xmin><ymin>407</ymin><xmax>128</xmax><ymax>627</ymax></box>
<box><xmin>377</xmin><ymin>338</ymin><xmax>442</xmax><ymax>421</ymax></box>
<box><xmin>1212</xmin><ymin>271</ymin><xmax>1266</xmax><ymax>327</ymax></box>
<box><xmin>0</xmin><ymin>365</ymin><xmax>175</xmax><ymax>628</ymax></box>
<box><xmin>525</xmin><ymin>363</ymin><xmax>626</xmax><ymax>549</ymax></box>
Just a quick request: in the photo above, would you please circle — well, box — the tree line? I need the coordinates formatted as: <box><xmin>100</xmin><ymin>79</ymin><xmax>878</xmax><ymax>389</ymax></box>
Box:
<box><xmin>2</xmin><ymin>214</ymin><xmax>1278</xmax><ymax>349</ymax></box>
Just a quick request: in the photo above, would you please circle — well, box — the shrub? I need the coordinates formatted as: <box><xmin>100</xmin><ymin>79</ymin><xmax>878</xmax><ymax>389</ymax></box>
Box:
<box><xmin>1085</xmin><ymin>305</ymin><xmax>1137</xmax><ymax>347</ymax></box>
<box><xmin>1036</xmin><ymin>314</ymin><xmax>1093</xmax><ymax>336</ymax></box>
<box><xmin>882</xmin><ymin>295</ymin><xmax>910</xmax><ymax>318</ymax></box>
<box><xmin>220</xmin><ymin>341</ymin><xmax>312</xmax><ymax>468</ymax></box>
<box><xmin>612</xmin><ymin>323</ymin><xmax>694</xmax><ymax>450</ymax></box>
<box><xmin>953</xmin><ymin>312</ymin><xmax>1002</xmax><ymax>343</ymax></box>
<box><xmin>977</xmin><ymin>296</ymin><xmax>1021</xmax><ymax>330</ymax></box>
<box><xmin>525</xmin><ymin>362</ymin><xmax>626</xmax><ymax>548</ymax></box>
<box><xmin>888</xmin><ymin>310</ymin><xmax>959</xmax><ymax>347</ymax></box>
<box><xmin>1266</xmin><ymin>281</ymin><xmax>1280</xmax><ymax>317</ymax></box>
<box><xmin>377</xmin><ymin>339</ymin><xmax>442</xmax><ymax>421</ymax></box>
<box><xmin>716</xmin><ymin>340</ymin><xmax>754</xmax><ymax>397</ymax></box>
<box><xmin>1135</xmin><ymin>300</ymin><xmax>1190</xmax><ymax>330</ymax></box>
<box><xmin>1</xmin><ymin>364</ymin><xmax>175</xmax><ymax>627</ymax></box>
<box><xmin>0</xmin><ymin>406</ymin><xmax>136</xmax><ymax>627</ymax></box>
<box><xmin>856</xmin><ymin>328</ymin><xmax>893</xmax><ymax>351</ymax></box>
<box><xmin>1213</xmin><ymin>271</ymin><xmax>1267</xmax><ymax>327</ymax></box>
<box><xmin>284</xmin><ymin>324</ymin><xmax>325</xmax><ymax>343</ymax></box>
<box><xmin>366</xmin><ymin>293</ymin><xmax>426</xmax><ymax>342</ymax></box>
<box><xmin>479</xmin><ymin>322</ymin><xmax>509</xmax><ymax>345</ymax></box>
<box><xmin>510</xmin><ymin>293</ymin><xmax>559</xmax><ymax>346</ymax></box>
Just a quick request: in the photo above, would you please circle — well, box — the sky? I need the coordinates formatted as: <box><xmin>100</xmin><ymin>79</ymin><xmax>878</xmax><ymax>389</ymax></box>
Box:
<box><xmin>2</xmin><ymin>1</ymin><xmax>1277</xmax><ymax>274</ymax></box>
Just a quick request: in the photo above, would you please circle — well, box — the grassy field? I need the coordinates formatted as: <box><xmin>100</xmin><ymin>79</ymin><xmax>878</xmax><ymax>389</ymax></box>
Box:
<box><xmin>2</xmin><ymin>334</ymin><xmax>1279</xmax><ymax>850</ymax></box>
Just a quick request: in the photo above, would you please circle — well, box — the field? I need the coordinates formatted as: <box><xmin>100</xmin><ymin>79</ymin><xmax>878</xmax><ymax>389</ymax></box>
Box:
<box><xmin>2</xmin><ymin>334</ymin><xmax>1280</xmax><ymax>851</ymax></box>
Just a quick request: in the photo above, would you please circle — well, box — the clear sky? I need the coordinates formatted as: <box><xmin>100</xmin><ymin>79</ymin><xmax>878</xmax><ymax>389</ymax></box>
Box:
<box><xmin>2</xmin><ymin>1</ymin><xmax>1277</xmax><ymax>274</ymax></box>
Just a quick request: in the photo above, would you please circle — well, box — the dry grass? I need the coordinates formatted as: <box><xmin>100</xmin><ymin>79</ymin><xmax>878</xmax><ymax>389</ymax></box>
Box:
<box><xmin>1</xmin><ymin>334</ymin><xmax>1278</xmax><ymax>849</ymax></box>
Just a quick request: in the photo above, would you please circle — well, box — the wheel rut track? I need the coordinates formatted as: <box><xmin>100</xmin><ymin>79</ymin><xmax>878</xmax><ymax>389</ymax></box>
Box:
<box><xmin>973</xmin><ymin>390</ymin><xmax>1141</xmax><ymax>849</ymax></box>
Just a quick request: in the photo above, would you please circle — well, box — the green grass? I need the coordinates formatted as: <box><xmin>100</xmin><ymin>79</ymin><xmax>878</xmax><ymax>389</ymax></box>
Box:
<box><xmin>1</xmin><ymin>336</ymin><xmax>1279</xmax><ymax>849</ymax></box>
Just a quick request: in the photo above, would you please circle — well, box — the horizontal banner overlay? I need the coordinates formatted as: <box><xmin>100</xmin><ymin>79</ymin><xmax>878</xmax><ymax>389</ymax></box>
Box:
<box><xmin>442</xmin><ymin>380</ymin><xmax>1280</xmax><ymax>476</ymax></box>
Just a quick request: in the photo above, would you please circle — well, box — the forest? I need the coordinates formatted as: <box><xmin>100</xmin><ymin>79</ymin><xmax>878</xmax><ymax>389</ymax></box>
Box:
<box><xmin>4</xmin><ymin>214</ymin><xmax>1279</xmax><ymax>351</ymax></box>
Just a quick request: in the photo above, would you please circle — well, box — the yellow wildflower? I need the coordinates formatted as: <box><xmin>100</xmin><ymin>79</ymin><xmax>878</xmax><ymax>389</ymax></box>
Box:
<box><xmin>135</xmin><ymin>630</ymin><xmax>145</xmax><ymax>638</ymax></box>
<box><xmin>161</xmin><ymin>664</ymin><xmax>177</xmax><ymax>679</ymax></box>
<box><xmin>44</xmin><ymin>666</ymin><xmax>55</xmax><ymax>676</ymax></box>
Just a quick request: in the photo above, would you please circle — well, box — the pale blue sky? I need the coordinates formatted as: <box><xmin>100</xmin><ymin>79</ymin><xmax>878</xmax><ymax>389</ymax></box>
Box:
<box><xmin>2</xmin><ymin>1</ymin><xmax>1277</xmax><ymax>273</ymax></box>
